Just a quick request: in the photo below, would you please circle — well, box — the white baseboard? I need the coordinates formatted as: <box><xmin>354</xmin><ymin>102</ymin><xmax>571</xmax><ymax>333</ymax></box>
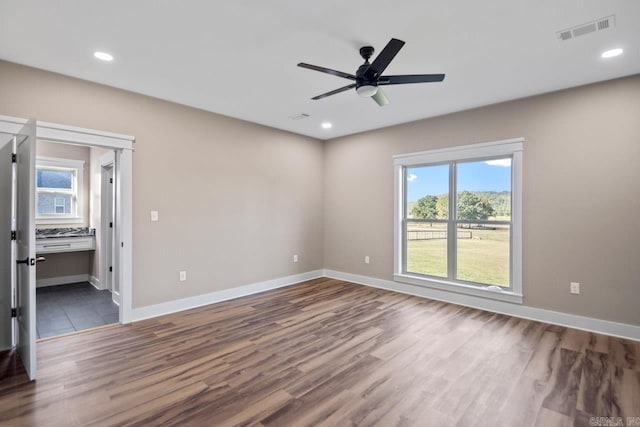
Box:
<box><xmin>323</xmin><ymin>269</ymin><xmax>640</xmax><ymax>342</ymax></box>
<box><xmin>36</xmin><ymin>274</ymin><xmax>89</xmax><ymax>288</ymax></box>
<box><xmin>127</xmin><ymin>268</ymin><xmax>639</xmax><ymax>342</ymax></box>
<box><xmin>130</xmin><ymin>270</ymin><xmax>325</xmax><ymax>322</ymax></box>
<box><xmin>89</xmin><ymin>276</ymin><xmax>101</xmax><ymax>290</ymax></box>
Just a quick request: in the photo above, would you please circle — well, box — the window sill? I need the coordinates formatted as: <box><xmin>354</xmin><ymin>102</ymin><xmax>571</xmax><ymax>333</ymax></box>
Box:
<box><xmin>394</xmin><ymin>273</ymin><xmax>523</xmax><ymax>304</ymax></box>
<box><xmin>36</xmin><ymin>217</ymin><xmax>85</xmax><ymax>225</ymax></box>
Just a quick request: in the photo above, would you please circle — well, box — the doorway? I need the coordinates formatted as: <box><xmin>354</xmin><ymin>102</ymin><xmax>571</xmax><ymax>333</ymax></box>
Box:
<box><xmin>34</xmin><ymin>141</ymin><xmax>120</xmax><ymax>338</ymax></box>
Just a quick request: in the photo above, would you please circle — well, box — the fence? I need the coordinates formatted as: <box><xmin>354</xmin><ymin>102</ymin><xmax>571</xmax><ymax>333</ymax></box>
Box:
<box><xmin>407</xmin><ymin>230</ymin><xmax>472</xmax><ymax>240</ymax></box>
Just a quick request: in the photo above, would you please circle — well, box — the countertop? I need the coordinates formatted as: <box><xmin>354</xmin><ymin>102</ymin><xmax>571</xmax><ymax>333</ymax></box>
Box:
<box><xmin>36</xmin><ymin>227</ymin><xmax>95</xmax><ymax>239</ymax></box>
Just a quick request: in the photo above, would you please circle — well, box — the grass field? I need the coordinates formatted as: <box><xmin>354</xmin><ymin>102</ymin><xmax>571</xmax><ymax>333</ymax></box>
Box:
<box><xmin>406</xmin><ymin>223</ymin><xmax>510</xmax><ymax>287</ymax></box>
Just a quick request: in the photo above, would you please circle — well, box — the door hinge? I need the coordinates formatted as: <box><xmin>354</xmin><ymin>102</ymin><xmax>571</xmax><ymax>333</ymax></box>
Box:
<box><xmin>11</xmin><ymin>308</ymin><xmax>17</xmax><ymax>318</ymax></box>
<box><xmin>10</xmin><ymin>230</ymin><xmax>16</xmax><ymax>241</ymax></box>
<box><xmin>109</xmin><ymin>222</ymin><xmax>113</xmax><ymax>228</ymax></box>
<box><xmin>109</xmin><ymin>178</ymin><xmax>113</xmax><ymax>184</ymax></box>
<box><xmin>11</xmin><ymin>153</ymin><xmax>17</xmax><ymax>163</ymax></box>
<box><xmin>109</xmin><ymin>266</ymin><xmax>113</xmax><ymax>272</ymax></box>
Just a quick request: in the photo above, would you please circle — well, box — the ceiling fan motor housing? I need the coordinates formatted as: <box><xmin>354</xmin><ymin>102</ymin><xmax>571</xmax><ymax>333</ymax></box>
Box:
<box><xmin>355</xmin><ymin>60</ymin><xmax>377</xmax><ymax>97</ymax></box>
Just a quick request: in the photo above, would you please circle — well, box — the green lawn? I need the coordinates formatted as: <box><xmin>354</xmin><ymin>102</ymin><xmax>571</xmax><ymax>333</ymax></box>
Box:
<box><xmin>406</xmin><ymin>224</ymin><xmax>510</xmax><ymax>287</ymax></box>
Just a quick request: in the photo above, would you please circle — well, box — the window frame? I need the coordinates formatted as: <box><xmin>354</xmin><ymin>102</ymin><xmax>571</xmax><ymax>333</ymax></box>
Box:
<box><xmin>393</xmin><ymin>138</ymin><xmax>523</xmax><ymax>304</ymax></box>
<box><xmin>36</xmin><ymin>156</ymin><xmax>85</xmax><ymax>224</ymax></box>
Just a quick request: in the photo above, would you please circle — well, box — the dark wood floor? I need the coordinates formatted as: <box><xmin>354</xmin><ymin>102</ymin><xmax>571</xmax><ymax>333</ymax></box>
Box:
<box><xmin>0</xmin><ymin>278</ymin><xmax>638</xmax><ymax>426</ymax></box>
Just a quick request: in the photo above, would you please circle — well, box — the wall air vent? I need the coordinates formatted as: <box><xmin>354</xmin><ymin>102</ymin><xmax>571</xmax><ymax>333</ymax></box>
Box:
<box><xmin>289</xmin><ymin>113</ymin><xmax>310</xmax><ymax>120</ymax></box>
<box><xmin>556</xmin><ymin>15</ymin><xmax>615</xmax><ymax>41</ymax></box>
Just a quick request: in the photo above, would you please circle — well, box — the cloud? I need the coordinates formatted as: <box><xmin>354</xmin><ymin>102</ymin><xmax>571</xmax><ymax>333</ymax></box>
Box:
<box><xmin>407</xmin><ymin>173</ymin><xmax>417</xmax><ymax>182</ymax></box>
<box><xmin>485</xmin><ymin>158</ymin><xmax>511</xmax><ymax>167</ymax></box>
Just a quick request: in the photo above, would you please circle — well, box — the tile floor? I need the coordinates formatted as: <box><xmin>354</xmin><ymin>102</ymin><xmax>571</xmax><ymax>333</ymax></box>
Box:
<box><xmin>36</xmin><ymin>282</ymin><xmax>119</xmax><ymax>339</ymax></box>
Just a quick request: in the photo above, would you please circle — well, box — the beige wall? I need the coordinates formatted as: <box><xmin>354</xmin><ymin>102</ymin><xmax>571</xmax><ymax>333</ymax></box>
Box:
<box><xmin>35</xmin><ymin>140</ymin><xmax>90</xmax><ymax>228</ymax></box>
<box><xmin>0</xmin><ymin>60</ymin><xmax>325</xmax><ymax>308</ymax></box>
<box><xmin>324</xmin><ymin>75</ymin><xmax>640</xmax><ymax>326</ymax></box>
<box><xmin>2</xmin><ymin>59</ymin><xmax>638</xmax><ymax>327</ymax></box>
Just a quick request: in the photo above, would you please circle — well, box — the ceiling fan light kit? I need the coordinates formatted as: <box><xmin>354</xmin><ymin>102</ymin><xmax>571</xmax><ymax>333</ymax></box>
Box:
<box><xmin>298</xmin><ymin>38</ymin><xmax>445</xmax><ymax>106</ymax></box>
<box><xmin>356</xmin><ymin>85</ymin><xmax>378</xmax><ymax>97</ymax></box>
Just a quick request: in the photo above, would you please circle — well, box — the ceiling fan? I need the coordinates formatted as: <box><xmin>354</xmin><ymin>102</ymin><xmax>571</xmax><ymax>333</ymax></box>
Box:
<box><xmin>298</xmin><ymin>38</ymin><xmax>445</xmax><ymax>106</ymax></box>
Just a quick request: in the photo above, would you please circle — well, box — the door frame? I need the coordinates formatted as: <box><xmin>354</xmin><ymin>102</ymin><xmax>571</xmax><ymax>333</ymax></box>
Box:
<box><xmin>0</xmin><ymin>115</ymin><xmax>135</xmax><ymax>324</ymax></box>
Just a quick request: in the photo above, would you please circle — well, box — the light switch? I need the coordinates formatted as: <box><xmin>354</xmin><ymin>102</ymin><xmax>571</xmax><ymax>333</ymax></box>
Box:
<box><xmin>570</xmin><ymin>282</ymin><xmax>580</xmax><ymax>294</ymax></box>
<box><xmin>151</xmin><ymin>211</ymin><xmax>159</xmax><ymax>221</ymax></box>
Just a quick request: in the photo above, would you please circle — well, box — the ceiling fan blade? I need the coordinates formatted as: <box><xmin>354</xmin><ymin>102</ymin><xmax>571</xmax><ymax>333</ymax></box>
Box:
<box><xmin>371</xmin><ymin>88</ymin><xmax>389</xmax><ymax>106</ymax></box>
<box><xmin>311</xmin><ymin>83</ymin><xmax>356</xmax><ymax>100</ymax></box>
<box><xmin>378</xmin><ymin>74</ymin><xmax>445</xmax><ymax>85</ymax></box>
<box><xmin>298</xmin><ymin>63</ymin><xmax>356</xmax><ymax>80</ymax></box>
<box><xmin>365</xmin><ymin>38</ymin><xmax>405</xmax><ymax>80</ymax></box>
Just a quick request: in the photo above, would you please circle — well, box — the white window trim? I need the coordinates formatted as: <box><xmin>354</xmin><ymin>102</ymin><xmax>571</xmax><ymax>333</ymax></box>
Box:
<box><xmin>36</xmin><ymin>156</ymin><xmax>84</xmax><ymax>225</ymax></box>
<box><xmin>393</xmin><ymin>138</ymin><xmax>523</xmax><ymax>304</ymax></box>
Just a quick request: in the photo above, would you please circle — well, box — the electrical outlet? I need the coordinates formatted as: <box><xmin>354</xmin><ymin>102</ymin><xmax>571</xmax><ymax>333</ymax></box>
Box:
<box><xmin>293</xmin><ymin>254</ymin><xmax>298</xmax><ymax>263</ymax></box>
<box><xmin>570</xmin><ymin>282</ymin><xmax>580</xmax><ymax>294</ymax></box>
<box><xmin>365</xmin><ymin>256</ymin><xmax>370</xmax><ymax>264</ymax></box>
<box><xmin>151</xmin><ymin>211</ymin><xmax>159</xmax><ymax>221</ymax></box>
<box><xmin>179</xmin><ymin>271</ymin><xmax>187</xmax><ymax>281</ymax></box>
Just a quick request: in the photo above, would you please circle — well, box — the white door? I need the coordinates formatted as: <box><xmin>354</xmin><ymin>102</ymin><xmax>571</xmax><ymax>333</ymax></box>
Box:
<box><xmin>0</xmin><ymin>133</ymin><xmax>15</xmax><ymax>351</ymax></box>
<box><xmin>102</xmin><ymin>165</ymin><xmax>114</xmax><ymax>291</ymax></box>
<box><xmin>106</xmin><ymin>166</ymin><xmax>115</xmax><ymax>295</ymax></box>
<box><xmin>15</xmin><ymin>120</ymin><xmax>37</xmax><ymax>380</ymax></box>
<box><xmin>100</xmin><ymin>161</ymin><xmax>116</xmax><ymax>299</ymax></box>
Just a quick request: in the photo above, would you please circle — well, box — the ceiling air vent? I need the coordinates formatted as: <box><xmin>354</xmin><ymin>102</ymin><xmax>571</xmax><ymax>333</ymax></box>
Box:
<box><xmin>559</xmin><ymin>30</ymin><xmax>573</xmax><ymax>41</ymax></box>
<box><xmin>556</xmin><ymin>15</ymin><xmax>615</xmax><ymax>41</ymax></box>
<box><xmin>597</xmin><ymin>19</ymin><xmax>610</xmax><ymax>30</ymax></box>
<box><xmin>289</xmin><ymin>113</ymin><xmax>310</xmax><ymax>120</ymax></box>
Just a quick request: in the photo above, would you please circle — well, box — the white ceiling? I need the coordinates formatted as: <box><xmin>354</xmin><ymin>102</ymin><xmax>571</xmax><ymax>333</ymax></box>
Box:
<box><xmin>0</xmin><ymin>1</ymin><xmax>639</xmax><ymax>140</ymax></box>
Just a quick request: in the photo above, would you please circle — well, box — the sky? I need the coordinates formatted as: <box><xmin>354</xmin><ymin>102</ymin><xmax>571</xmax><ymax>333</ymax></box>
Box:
<box><xmin>407</xmin><ymin>158</ymin><xmax>511</xmax><ymax>202</ymax></box>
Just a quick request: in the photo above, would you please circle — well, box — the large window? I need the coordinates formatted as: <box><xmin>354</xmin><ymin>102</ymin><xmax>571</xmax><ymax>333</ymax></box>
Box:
<box><xmin>36</xmin><ymin>157</ymin><xmax>84</xmax><ymax>224</ymax></box>
<box><xmin>394</xmin><ymin>139</ymin><xmax>522</xmax><ymax>303</ymax></box>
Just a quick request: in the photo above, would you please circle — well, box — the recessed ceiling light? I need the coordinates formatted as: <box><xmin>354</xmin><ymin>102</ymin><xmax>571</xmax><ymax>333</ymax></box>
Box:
<box><xmin>94</xmin><ymin>51</ymin><xmax>114</xmax><ymax>62</ymax></box>
<box><xmin>321</xmin><ymin>122</ymin><xmax>332</xmax><ymax>129</ymax></box>
<box><xmin>601</xmin><ymin>48</ymin><xmax>623</xmax><ymax>58</ymax></box>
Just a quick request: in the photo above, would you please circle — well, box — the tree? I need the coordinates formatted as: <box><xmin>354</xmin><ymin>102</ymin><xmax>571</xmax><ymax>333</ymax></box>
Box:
<box><xmin>436</xmin><ymin>194</ymin><xmax>448</xmax><ymax>219</ymax></box>
<box><xmin>457</xmin><ymin>191</ymin><xmax>495</xmax><ymax>221</ymax></box>
<box><xmin>410</xmin><ymin>195</ymin><xmax>438</xmax><ymax>218</ymax></box>
<box><xmin>474</xmin><ymin>191</ymin><xmax>510</xmax><ymax>217</ymax></box>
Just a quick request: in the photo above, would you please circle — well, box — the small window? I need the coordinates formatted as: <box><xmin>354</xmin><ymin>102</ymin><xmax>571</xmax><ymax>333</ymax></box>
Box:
<box><xmin>394</xmin><ymin>139</ymin><xmax>523</xmax><ymax>303</ymax></box>
<box><xmin>36</xmin><ymin>157</ymin><xmax>84</xmax><ymax>224</ymax></box>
